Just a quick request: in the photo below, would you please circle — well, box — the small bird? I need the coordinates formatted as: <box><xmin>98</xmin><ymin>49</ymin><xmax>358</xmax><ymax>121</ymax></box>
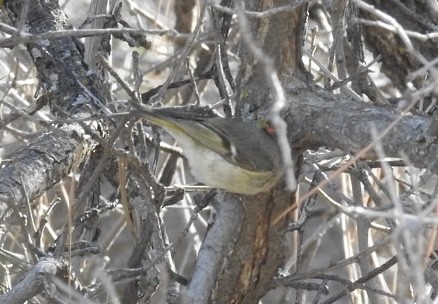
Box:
<box><xmin>132</xmin><ymin>102</ymin><xmax>284</xmax><ymax>195</ymax></box>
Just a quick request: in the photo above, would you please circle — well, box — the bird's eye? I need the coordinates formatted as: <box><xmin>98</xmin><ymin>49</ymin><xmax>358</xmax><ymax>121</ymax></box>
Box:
<box><xmin>259</xmin><ymin>119</ymin><xmax>276</xmax><ymax>136</ymax></box>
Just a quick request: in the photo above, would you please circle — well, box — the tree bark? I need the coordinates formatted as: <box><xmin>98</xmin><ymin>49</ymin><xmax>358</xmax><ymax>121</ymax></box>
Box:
<box><xmin>1</xmin><ymin>0</ymin><xmax>438</xmax><ymax>303</ymax></box>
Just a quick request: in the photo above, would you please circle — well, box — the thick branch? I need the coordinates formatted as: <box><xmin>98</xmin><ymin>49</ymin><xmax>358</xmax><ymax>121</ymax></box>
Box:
<box><xmin>0</xmin><ymin>257</ymin><xmax>61</xmax><ymax>304</ymax></box>
<box><xmin>0</xmin><ymin>124</ymin><xmax>89</xmax><ymax>215</ymax></box>
<box><xmin>288</xmin><ymin>86</ymin><xmax>438</xmax><ymax>172</ymax></box>
<box><xmin>184</xmin><ymin>193</ymin><xmax>244</xmax><ymax>303</ymax></box>
<box><xmin>0</xmin><ymin>0</ymin><xmax>107</xmax><ymax>216</ymax></box>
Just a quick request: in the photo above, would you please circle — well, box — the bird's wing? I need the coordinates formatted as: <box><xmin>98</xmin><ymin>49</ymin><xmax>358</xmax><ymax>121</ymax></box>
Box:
<box><xmin>170</xmin><ymin>118</ymin><xmax>232</xmax><ymax>157</ymax></box>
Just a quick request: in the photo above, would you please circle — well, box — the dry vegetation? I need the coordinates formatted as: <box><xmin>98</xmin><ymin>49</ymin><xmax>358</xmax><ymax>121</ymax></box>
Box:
<box><xmin>0</xmin><ymin>0</ymin><xmax>438</xmax><ymax>303</ymax></box>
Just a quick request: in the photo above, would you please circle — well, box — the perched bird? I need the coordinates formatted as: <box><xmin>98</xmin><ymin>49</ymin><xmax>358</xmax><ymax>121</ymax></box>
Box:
<box><xmin>132</xmin><ymin>102</ymin><xmax>284</xmax><ymax>195</ymax></box>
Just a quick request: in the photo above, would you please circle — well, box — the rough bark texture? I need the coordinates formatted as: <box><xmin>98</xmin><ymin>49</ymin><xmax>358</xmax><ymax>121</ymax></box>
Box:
<box><xmin>1</xmin><ymin>0</ymin><xmax>438</xmax><ymax>303</ymax></box>
<box><xmin>360</xmin><ymin>0</ymin><xmax>438</xmax><ymax>90</ymax></box>
<box><xmin>0</xmin><ymin>0</ymin><xmax>105</xmax><ymax>217</ymax></box>
<box><xmin>197</xmin><ymin>1</ymin><xmax>308</xmax><ymax>302</ymax></box>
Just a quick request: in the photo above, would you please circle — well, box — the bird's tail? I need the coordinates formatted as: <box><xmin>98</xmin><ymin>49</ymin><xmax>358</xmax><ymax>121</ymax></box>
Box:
<box><xmin>130</xmin><ymin>101</ymin><xmax>182</xmax><ymax>131</ymax></box>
